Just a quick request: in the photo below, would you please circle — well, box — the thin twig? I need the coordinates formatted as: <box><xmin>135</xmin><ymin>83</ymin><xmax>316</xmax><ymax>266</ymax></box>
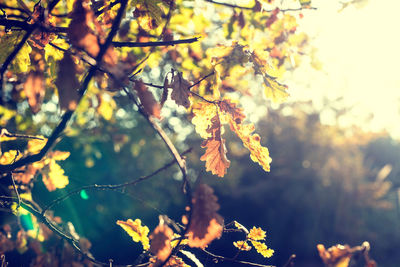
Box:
<box><xmin>282</xmin><ymin>254</ymin><xmax>296</xmax><ymax>267</ymax></box>
<box><xmin>205</xmin><ymin>0</ymin><xmax>317</xmax><ymax>11</ymax></box>
<box><xmin>202</xmin><ymin>249</ymin><xmax>275</xmax><ymax>267</ymax></box>
<box><xmin>42</xmin><ymin>148</ymin><xmax>192</xmax><ymax>214</ymax></box>
<box><xmin>9</xmin><ymin>173</ymin><xmax>21</xmax><ymax>209</ymax></box>
<box><xmin>113</xmin><ymin>37</ymin><xmax>199</xmax><ymax>48</ymax></box>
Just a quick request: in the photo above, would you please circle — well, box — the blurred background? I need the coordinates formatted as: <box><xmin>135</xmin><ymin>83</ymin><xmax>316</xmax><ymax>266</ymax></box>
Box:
<box><xmin>1</xmin><ymin>0</ymin><xmax>400</xmax><ymax>266</ymax></box>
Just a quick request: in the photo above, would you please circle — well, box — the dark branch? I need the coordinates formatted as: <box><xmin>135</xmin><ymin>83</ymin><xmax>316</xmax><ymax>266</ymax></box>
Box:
<box><xmin>41</xmin><ymin>148</ymin><xmax>192</xmax><ymax>214</ymax></box>
<box><xmin>201</xmin><ymin>249</ymin><xmax>275</xmax><ymax>267</ymax></box>
<box><xmin>205</xmin><ymin>0</ymin><xmax>317</xmax><ymax>12</ymax></box>
<box><xmin>0</xmin><ymin>18</ymin><xmax>68</xmax><ymax>32</ymax></box>
<box><xmin>113</xmin><ymin>37</ymin><xmax>199</xmax><ymax>48</ymax></box>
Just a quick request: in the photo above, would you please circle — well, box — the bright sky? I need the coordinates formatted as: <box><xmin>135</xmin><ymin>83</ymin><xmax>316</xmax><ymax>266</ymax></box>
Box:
<box><xmin>288</xmin><ymin>0</ymin><xmax>400</xmax><ymax>139</ymax></box>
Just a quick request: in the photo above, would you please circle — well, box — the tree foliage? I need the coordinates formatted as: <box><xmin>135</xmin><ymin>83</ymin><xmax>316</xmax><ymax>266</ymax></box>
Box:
<box><xmin>0</xmin><ymin>0</ymin><xmax>383</xmax><ymax>266</ymax></box>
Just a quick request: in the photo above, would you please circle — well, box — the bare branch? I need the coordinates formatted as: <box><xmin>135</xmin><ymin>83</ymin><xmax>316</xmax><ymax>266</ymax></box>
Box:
<box><xmin>113</xmin><ymin>37</ymin><xmax>200</xmax><ymax>48</ymax></box>
<box><xmin>41</xmin><ymin>148</ymin><xmax>192</xmax><ymax>214</ymax></box>
<box><xmin>201</xmin><ymin>249</ymin><xmax>275</xmax><ymax>267</ymax></box>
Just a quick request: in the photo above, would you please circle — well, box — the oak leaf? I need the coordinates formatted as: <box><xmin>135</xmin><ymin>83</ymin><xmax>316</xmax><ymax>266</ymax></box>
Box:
<box><xmin>24</xmin><ymin>71</ymin><xmax>45</xmax><ymax>114</ymax></box>
<box><xmin>233</xmin><ymin>240</ymin><xmax>252</xmax><ymax>251</ymax></box>
<box><xmin>169</xmin><ymin>72</ymin><xmax>191</xmax><ymax>108</ymax></box>
<box><xmin>248</xmin><ymin>227</ymin><xmax>266</xmax><ymax>241</ymax></box>
<box><xmin>200</xmin><ymin>139</ymin><xmax>230</xmax><ymax>178</ymax></box>
<box><xmin>229</xmin><ymin>121</ymin><xmax>272</xmax><ymax>172</ymax></box>
<box><xmin>149</xmin><ymin>223</ymin><xmax>173</xmax><ymax>265</ymax></box>
<box><xmin>164</xmin><ymin>256</ymin><xmax>190</xmax><ymax>267</ymax></box>
<box><xmin>67</xmin><ymin>0</ymin><xmax>100</xmax><ymax>57</ymax></box>
<box><xmin>250</xmin><ymin>240</ymin><xmax>274</xmax><ymax>258</ymax></box>
<box><xmin>55</xmin><ymin>54</ymin><xmax>80</xmax><ymax>110</ymax></box>
<box><xmin>117</xmin><ymin>219</ymin><xmax>150</xmax><ymax>250</ymax></box>
<box><xmin>185</xmin><ymin>184</ymin><xmax>223</xmax><ymax>248</ymax></box>
<box><xmin>134</xmin><ymin>80</ymin><xmax>161</xmax><ymax>119</ymax></box>
<box><xmin>192</xmin><ymin>101</ymin><xmax>218</xmax><ymax>139</ymax></box>
<box><xmin>42</xmin><ymin>160</ymin><xmax>69</xmax><ymax>192</ymax></box>
<box><xmin>317</xmin><ymin>244</ymin><xmax>351</xmax><ymax>267</ymax></box>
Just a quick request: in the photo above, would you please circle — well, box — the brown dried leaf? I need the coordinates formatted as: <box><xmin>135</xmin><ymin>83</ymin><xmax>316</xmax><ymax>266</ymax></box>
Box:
<box><xmin>24</xmin><ymin>71</ymin><xmax>44</xmax><ymax>113</ymax></box>
<box><xmin>67</xmin><ymin>0</ymin><xmax>100</xmax><ymax>57</ymax></box>
<box><xmin>169</xmin><ymin>72</ymin><xmax>191</xmax><ymax>108</ymax></box>
<box><xmin>317</xmin><ymin>244</ymin><xmax>351</xmax><ymax>267</ymax></box>
<box><xmin>55</xmin><ymin>54</ymin><xmax>80</xmax><ymax>110</ymax></box>
<box><xmin>185</xmin><ymin>184</ymin><xmax>223</xmax><ymax>248</ymax></box>
<box><xmin>150</xmin><ymin>223</ymin><xmax>174</xmax><ymax>265</ymax></box>
<box><xmin>200</xmin><ymin>114</ymin><xmax>230</xmax><ymax>177</ymax></box>
<box><xmin>200</xmin><ymin>139</ymin><xmax>230</xmax><ymax>177</ymax></box>
<box><xmin>134</xmin><ymin>80</ymin><xmax>161</xmax><ymax>119</ymax></box>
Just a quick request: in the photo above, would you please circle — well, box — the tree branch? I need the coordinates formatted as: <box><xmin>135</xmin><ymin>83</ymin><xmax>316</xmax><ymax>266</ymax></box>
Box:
<box><xmin>201</xmin><ymin>249</ymin><xmax>275</xmax><ymax>267</ymax></box>
<box><xmin>113</xmin><ymin>37</ymin><xmax>200</xmax><ymax>48</ymax></box>
<box><xmin>205</xmin><ymin>0</ymin><xmax>317</xmax><ymax>12</ymax></box>
<box><xmin>0</xmin><ymin>0</ymin><xmax>127</xmax><ymax>175</ymax></box>
<box><xmin>41</xmin><ymin>148</ymin><xmax>192</xmax><ymax>214</ymax></box>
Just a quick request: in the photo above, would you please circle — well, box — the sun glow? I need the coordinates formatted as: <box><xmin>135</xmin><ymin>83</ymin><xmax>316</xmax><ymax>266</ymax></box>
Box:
<box><xmin>290</xmin><ymin>0</ymin><xmax>400</xmax><ymax>139</ymax></box>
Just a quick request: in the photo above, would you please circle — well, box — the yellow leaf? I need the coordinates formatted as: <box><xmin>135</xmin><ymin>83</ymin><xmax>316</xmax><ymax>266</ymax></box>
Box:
<box><xmin>248</xmin><ymin>227</ymin><xmax>266</xmax><ymax>241</ymax></box>
<box><xmin>191</xmin><ymin>101</ymin><xmax>217</xmax><ymax>139</ymax></box>
<box><xmin>250</xmin><ymin>240</ymin><xmax>274</xmax><ymax>258</ymax></box>
<box><xmin>27</xmin><ymin>137</ymin><xmax>47</xmax><ymax>154</ymax></box>
<box><xmin>44</xmin><ymin>37</ymin><xmax>69</xmax><ymax>62</ymax></box>
<box><xmin>233</xmin><ymin>240</ymin><xmax>252</xmax><ymax>251</ymax></box>
<box><xmin>42</xmin><ymin>160</ymin><xmax>69</xmax><ymax>191</ymax></box>
<box><xmin>0</xmin><ymin>31</ymin><xmax>31</xmax><ymax>72</ymax></box>
<box><xmin>49</xmin><ymin>151</ymin><xmax>71</xmax><ymax>161</ymax></box>
<box><xmin>229</xmin><ymin>121</ymin><xmax>272</xmax><ymax>172</ymax></box>
<box><xmin>263</xmin><ymin>78</ymin><xmax>289</xmax><ymax>104</ymax></box>
<box><xmin>117</xmin><ymin>219</ymin><xmax>150</xmax><ymax>250</ymax></box>
<box><xmin>0</xmin><ymin>150</ymin><xmax>21</xmax><ymax>164</ymax></box>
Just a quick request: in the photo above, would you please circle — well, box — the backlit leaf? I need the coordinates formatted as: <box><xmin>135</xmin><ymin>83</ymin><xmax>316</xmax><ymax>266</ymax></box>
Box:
<box><xmin>192</xmin><ymin>101</ymin><xmax>218</xmax><ymax>139</ymax></box>
<box><xmin>67</xmin><ymin>0</ymin><xmax>100</xmax><ymax>57</ymax></box>
<box><xmin>42</xmin><ymin>160</ymin><xmax>69</xmax><ymax>192</ymax></box>
<box><xmin>229</xmin><ymin>121</ymin><xmax>272</xmax><ymax>172</ymax></box>
<box><xmin>200</xmin><ymin>139</ymin><xmax>230</xmax><ymax>177</ymax></box>
<box><xmin>250</xmin><ymin>240</ymin><xmax>274</xmax><ymax>258</ymax></box>
<box><xmin>248</xmin><ymin>227</ymin><xmax>266</xmax><ymax>241</ymax></box>
<box><xmin>149</xmin><ymin>223</ymin><xmax>173</xmax><ymax>264</ymax></box>
<box><xmin>233</xmin><ymin>240</ymin><xmax>252</xmax><ymax>251</ymax></box>
<box><xmin>117</xmin><ymin>219</ymin><xmax>150</xmax><ymax>250</ymax></box>
<box><xmin>184</xmin><ymin>184</ymin><xmax>223</xmax><ymax>248</ymax></box>
<box><xmin>0</xmin><ymin>31</ymin><xmax>32</xmax><ymax>73</ymax></box>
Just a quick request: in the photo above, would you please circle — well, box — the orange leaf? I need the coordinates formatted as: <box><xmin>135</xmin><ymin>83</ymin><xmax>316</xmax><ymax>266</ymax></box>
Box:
<box><xmin>67</xmin><ymin>0</ymin><xmax>100</xmax><ymax>57</ymax></box>
<box><xmin>24</xmin><ymin>71</ymin><xmax>44</xmax><ymax>114</ymax></box>
<box><xmin>134</xmin><ymin>80</ymin><xmax>161</xmax><ymax>119</ymax></box>
<box><xmin>149</xmin><ymin>223</ymin><xmax>173</xmax><ymax>265</ymax></box>
<box><xmin>169</xmin><ymin>72</ymin><xmax>191</xmax><ymax>108</ymax></box>
<box><xmin>200</xmin><ymin>113</ymin><xmax>230</xmax><ymax>177</ymax></box>
<box><xmin>317</xmin><ymin>244</ymin><xmax>351</xmax><ymax>267</ymax></box>
<box><xmin>230</xmin><ymin>121</ymin><xmax>271</xmax><ymax>172</ymax></box>
<box><xmin>185</xmin><ymin>184</ymin><xmax>223</xmax><ymax>248</ymax></box>
<box><xmin>200</xmin><ymin>139</ymin><xmax>230</xmax><ymax>177</ymax></box>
